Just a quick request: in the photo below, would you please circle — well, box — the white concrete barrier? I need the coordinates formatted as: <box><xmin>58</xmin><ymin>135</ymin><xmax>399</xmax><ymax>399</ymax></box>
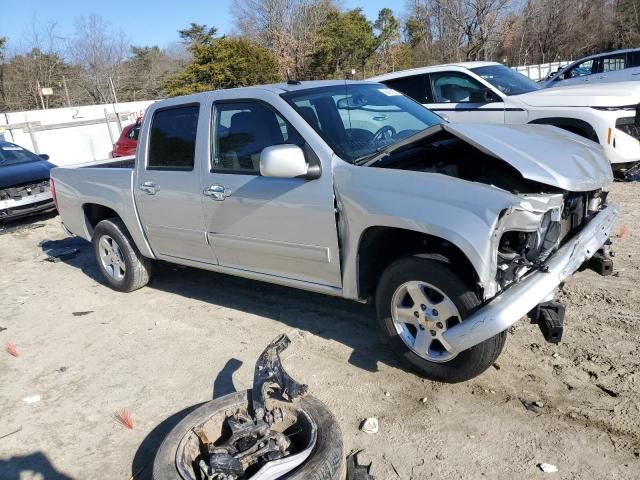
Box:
<box><xmin>0</xmin><ymin>100</ymin><xmax>157</xmax><ymax>166</ymax></box>
<box><xmin>512</xmin><ymin>61</ymin><xmax>571</xmax><ymax>81</ymax></box>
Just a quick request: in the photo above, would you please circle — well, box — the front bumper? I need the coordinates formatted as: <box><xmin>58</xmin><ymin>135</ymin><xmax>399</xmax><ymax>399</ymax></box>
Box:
<box><xmin>0</xmin><ymin>191</ymin><xmax>55</xmax><ymax>221</ymax></box>
<box><xmin>442</xmin><ymin>203</ymin><xmax>618</xmax><ymax>353</ymax></box>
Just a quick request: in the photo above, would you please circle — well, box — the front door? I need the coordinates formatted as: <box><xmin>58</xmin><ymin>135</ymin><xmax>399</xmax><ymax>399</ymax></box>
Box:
<box><xmin>425</xmin><ymin>71</ymin><xmax>505</xmax><ymax>124</ymax></box>
<box><xmin>199</xmin><ymin>98</ymin><xmax>342</xmax><ymax>287</ymax></box>
<box><xmin>134</xmin><ymin>103</ymin><xmax>213</xmax><ymax>263</ymax></box>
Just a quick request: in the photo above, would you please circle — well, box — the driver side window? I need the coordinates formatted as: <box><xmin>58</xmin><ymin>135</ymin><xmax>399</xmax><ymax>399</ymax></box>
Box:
<box><xmin>567</xmin><ymin>59</ymin><xmax>595</xmax><ymax>78</ymax></box>
<box><xmin>429</xmin><ymin>72</ymin><xmax>486</xmax><ymax>103</ymax></box>
<box><xmin>212</xmin><ymin>102</ymin><xmax>304</xmax><ymax>174</ymax></box>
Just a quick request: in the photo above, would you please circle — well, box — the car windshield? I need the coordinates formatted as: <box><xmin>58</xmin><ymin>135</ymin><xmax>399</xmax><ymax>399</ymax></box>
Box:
<box><xmin>0</xmin><ymin>143</ymin><xmax>41</xmax><ymax>167</ymax></box>
<box><xmin>283</xmin><ymin>83</ymin><xmax>443</xmax><ymax>163</ymax></box>
<box><xmin>471</xmin><ymin>64</ymin><xmax>540</xmax><ymax>96</ymax></box>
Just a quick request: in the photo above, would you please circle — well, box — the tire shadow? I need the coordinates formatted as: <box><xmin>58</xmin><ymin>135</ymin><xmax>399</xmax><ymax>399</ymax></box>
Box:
<box><xmin>131</xmin><ymin>403</ymin><xmax>205</xmax><ymax>480</ymax></box>
<box><xmin>40</xmin><ymin>238</ymin><xmax>404</xmax><ymax>374</ymax></box>
<box><xmin>132</xmin><ymin>358</ymin><xmax>242</xmax><ymax>480</ymax></box>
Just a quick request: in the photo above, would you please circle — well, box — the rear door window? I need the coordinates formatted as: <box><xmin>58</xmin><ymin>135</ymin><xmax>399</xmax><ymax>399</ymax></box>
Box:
<box><xmin>148</xmin><ymin>105</ymin><xmax>199</xmax><ymax>170</ymax></box>
<box><xmin>602</xmin><ymin>54</ymin><xmax>627</xmax><ymax>72</ymax></box>
<box><xmin>382</xmin><ymin>75</ymin><xmax>432</xmax><ymax>103</ymax></box>
<box><xmin>127</xmin><ymin>124</ymin><xmax>141</xmax><ymax>141</ymax></box>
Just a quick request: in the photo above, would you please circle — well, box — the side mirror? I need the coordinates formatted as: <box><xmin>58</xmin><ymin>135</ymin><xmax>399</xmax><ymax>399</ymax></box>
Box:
<box><xmin>38</xmin><ymin>154</ymin><xmax>50</xmax><ymax>160</ymax></box>
<box><xmin>469</xmin><ymin>88</ymin><xmax>495</xmax><ymax>103</ymax></box>
<box><xmin>260</xmin><ymin>144</ymin><xmax>316</xmax><ymax>179</ymax></box>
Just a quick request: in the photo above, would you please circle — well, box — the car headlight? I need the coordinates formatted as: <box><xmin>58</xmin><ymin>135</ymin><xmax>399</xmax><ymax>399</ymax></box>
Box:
<box><xmin>496</xmin><ymin>207</ymin><xmax>562</xmax><ymax>288</ymax></box>
<box><xmin>616</xmin><ymin>116</ymin><xmax>640</xmax><ymax>141</ymax></box>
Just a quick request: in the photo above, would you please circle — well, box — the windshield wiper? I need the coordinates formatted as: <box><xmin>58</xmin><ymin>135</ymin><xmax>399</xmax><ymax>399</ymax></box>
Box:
<box><xmin>353</xmin><ymin>145</ymin><xmax>392</xmax><ymax>166</ymax></box>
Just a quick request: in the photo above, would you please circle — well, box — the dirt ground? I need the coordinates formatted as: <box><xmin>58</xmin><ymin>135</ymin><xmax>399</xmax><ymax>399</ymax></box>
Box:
<box><xmin>1</xmin><ymin>182</ymin><xmax>639</xmax><ymax>480</ymax></box>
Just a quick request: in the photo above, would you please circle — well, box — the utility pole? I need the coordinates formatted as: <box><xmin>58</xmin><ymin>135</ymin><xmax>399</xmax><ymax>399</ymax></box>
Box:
<box><xmin>62</xmin><ymin>76</ymin><xmax>72</xmax><ymax>107</ymax></box>
<box><xmin>109</xmin><ymin>75</ymin><xmax>119</xmax><ymax>104</ymax></box>
<box><xmin>109</xmin><ymin>75</ymin><xmax>122</xmax><ymax>133</ymax></box>
<box><xmin>36</xmin><ymin>80</ymin><xmax>45</xmax><ymax>110</ymax></box>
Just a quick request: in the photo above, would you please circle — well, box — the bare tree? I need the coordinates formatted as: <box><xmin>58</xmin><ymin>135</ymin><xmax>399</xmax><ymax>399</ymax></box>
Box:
<box><xmin>68</xmin><ymin>15</ymin><xmax>129</xmax><ymax>104</ymax></box>
<box><xmin>0</xmin><ymin>18</ymin><xmax>75</xmax><ymax>111</ymax></box>
<box><xmin>232</xmin><ymin>0</ymin><xmax>336</xmax><ymax>79</ymax></box>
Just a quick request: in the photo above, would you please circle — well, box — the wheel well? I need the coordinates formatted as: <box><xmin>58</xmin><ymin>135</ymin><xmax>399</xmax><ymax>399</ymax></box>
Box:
<box><xmin>83</xmin><ymin>203</ymin><xmax>119</xmax><ymax>235</ymax></box>
<box><xmin>529</xmin><ymin>117</ymin><xmax>599</xmax><ymax>143</ymax></box>
<box><xmin>357</xmin><ymin>227</ymin><xmax>480</xmax><ymax>301</ymax></box>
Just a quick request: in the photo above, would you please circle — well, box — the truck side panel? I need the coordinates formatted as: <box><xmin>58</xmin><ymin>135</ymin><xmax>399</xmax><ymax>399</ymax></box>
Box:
<box><xmin>51</xmin><ymin>165</ymin><xmax>155</xmax><ymax>259</ymax></box>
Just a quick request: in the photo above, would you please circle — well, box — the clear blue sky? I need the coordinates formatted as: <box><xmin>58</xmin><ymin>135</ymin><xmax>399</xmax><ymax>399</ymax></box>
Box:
<box><xmin>2</xmin><ymin>0</ymin><xmax>398</xmax><ymax>51</ymax></box>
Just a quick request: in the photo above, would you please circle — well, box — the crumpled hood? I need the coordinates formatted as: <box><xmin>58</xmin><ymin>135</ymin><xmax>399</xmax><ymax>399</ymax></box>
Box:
<box><xmin>0</xmin><ymin>160</ymin><xmax>54</xmax><ymax>189</ymax></box>
<box><xmin>516</xmin><ymin>81</ymin><xmax>640</xmax><ymax>107</ymax></box>
<box><xmin>444</xmin><ymin>123</ymin><xmax>613</xmax><ymax>191</ymax></box>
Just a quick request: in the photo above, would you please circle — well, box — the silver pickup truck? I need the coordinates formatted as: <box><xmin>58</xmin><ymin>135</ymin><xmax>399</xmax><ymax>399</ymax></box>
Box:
<box><xmin>51</xmin><ymin>80</ymin><xmax>617</xmax><ymax>382</ymax></box>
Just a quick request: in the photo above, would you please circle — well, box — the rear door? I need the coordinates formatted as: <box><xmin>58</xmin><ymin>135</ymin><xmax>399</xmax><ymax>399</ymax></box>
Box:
<box><xmin>424</xmin><ymin>71</ymin><xmax>505</xmax><ymax>123</ymax></box>
<box><xmin>134</xmin><ymin>102</ymin><xmax>214</xmax><ymax>263</ymax></box>
<box><xmin>199</xmin><ymin>93</ymin><xmax>342</xmax><ymax>287</ymax></box>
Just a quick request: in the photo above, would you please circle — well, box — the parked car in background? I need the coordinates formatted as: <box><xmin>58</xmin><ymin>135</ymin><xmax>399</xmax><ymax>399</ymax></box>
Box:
<box><xmin>540</xmin><ymin>48</ymin><xmax>640</xmax><ymax>88</ymax></box>
<box><xmin>110</xmin><ymin>118</ymin><xmax>142</xmax><ymax>158</ymax></box>
<box><xmin>371</xmin><ymin>62</ymin><xmax>640</xmax><ymax>172</ymax></box>
<box><xmin>51</xmin><ymin>80</ymin><xmax>616</xmax><ymax>383</ymax></box>
<box><xmin>0</xmin><ymin>141</ymin><xmax>55</xmax><ymax>221</ymax></box>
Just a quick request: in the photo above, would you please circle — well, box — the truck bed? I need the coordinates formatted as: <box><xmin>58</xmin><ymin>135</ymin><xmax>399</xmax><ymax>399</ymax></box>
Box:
<box><xmin>50</xmin><ymin>156</ymin><xmax>152</xmax><ymax>256</ymax></box>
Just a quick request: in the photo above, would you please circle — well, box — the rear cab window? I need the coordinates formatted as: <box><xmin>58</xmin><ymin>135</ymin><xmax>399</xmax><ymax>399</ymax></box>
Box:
<box><xmin>147</xmin><ymin>104</ymin><xmax>199</xmax><ymax>171</ymax></box>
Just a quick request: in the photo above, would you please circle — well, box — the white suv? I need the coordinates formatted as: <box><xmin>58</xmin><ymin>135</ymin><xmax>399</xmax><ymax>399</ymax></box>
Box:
<box><xmin>371</xmin><ymin>62</ymin><xmax>640</xmax><ymax>171</ymax></box>
<box><xmin>540</xmin><ymin>48</ymin><xmax>640</xmax><ymax>88</ymax></box>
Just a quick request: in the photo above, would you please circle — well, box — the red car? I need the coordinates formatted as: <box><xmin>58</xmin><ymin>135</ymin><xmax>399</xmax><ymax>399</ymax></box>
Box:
<box><xmin>110</xmin><ymin>119</ymin><xmax>142</xmax><ymax>157</ymax></box>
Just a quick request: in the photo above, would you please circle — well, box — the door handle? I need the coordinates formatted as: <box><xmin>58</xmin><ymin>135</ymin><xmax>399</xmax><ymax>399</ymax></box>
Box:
<box><xmin>139</xmin><ymin>181</ymin><xmax>160</xmax><ymax>195</ymax></box>
<box><xmin>203</xmin><ymin>184</ymin><xmax>231</xmax><ymax>201</ymax></box>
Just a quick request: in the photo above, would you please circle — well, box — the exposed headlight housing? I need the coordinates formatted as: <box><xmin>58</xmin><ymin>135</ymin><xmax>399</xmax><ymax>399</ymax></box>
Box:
<box><xmin>616</xmin><ymin>116</ymin><xmax>640</xmax><ymax>141</ymax></box>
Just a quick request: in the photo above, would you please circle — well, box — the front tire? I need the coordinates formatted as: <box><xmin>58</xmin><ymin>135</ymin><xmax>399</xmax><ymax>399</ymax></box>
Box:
<box><xmin>375</xmin><ymin>257</ymin><xmax>505</xmax><ymax>383</ymax></box>
<box><xmin>92</xmin><ymin>218</ymin><xmax>152</xmax><ymax>292</ymax></box>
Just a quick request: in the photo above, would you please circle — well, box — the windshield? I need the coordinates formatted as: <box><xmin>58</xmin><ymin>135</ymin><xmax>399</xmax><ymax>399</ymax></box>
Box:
<box><xmin>283</xmin><ymin>84</ymin><xmax>443</xmax><ymax>163</ymax></box>
<box><xmin>471</xmin><ymin>65</ymin><xmax>539</xmax><ymax>96</ymax></box>
<box><xmin>0</xmin><ymin>143</ymin><xmax>41</xmax><ymax>167</ymax></box>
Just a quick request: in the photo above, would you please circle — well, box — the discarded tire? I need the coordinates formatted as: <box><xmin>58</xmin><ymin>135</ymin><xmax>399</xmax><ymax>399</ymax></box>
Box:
<box><xmin>152</xmin><ymin>390</ymin><xmax>344</xmax><ymax>480</ymax></box>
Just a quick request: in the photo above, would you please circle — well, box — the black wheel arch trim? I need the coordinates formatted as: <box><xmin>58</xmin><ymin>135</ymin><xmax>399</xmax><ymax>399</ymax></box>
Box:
<box><xmin>529</xmin><ymin>117</ymin><xmax>600</xmax><ymax>143</ymax></box>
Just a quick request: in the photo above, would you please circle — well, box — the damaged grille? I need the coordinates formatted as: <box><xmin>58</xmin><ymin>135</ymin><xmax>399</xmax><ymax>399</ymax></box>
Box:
<box><xmin>497</xmin><ymin>190</ymin><xmax>605</xmax><ymax>289</ymax></box>
<box><xmin>0</xmin><ymin>180</ymin><xmax>50</xmax><ymax>201</ymax></box>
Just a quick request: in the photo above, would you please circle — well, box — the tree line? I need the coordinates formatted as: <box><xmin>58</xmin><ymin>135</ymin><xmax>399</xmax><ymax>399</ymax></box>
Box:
<box><xmin>1</xmin><ymin>0</ymin><xmax>638</xmax><ymax>112</ymax></box>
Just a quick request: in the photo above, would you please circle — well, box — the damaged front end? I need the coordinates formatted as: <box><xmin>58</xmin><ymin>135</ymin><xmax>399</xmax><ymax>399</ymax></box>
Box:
<box><xmin>493</xmin><ymin>189</ymin><xmax>611</xmax><ymax>294</ymax></box>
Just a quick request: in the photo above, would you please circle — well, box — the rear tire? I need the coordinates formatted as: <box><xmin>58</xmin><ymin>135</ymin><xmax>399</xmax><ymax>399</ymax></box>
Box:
<box><xmin>92</xmin><ymin>218</ymin><xmax>152</xmax><ymax>292</ymax></box>
<box><xmin>375</xmin><ymin>256</ymin><xmax>506</xmax><ymax>383</ymax></box>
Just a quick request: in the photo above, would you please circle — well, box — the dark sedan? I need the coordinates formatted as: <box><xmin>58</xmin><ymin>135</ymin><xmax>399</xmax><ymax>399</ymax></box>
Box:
<box><xmin>0</xmin><ymin>141</ymin><xmax>56</xmax><ymax>221</ymax></box>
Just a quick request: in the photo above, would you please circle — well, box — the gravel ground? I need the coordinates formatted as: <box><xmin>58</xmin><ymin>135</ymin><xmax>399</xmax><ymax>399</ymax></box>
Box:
<box><xmin>1</xmin><ymin>182</ymin><xmax>639</xmax><ymax>480</ymax></box>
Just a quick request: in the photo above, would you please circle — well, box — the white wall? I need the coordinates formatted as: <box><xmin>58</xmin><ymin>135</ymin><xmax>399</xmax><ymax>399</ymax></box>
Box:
<box><xmin>0</xmin><ymin>100</ymin><xmax>157</xmax><ymax>166</ymax></box>
<box><xmin>512</xmin><ymin>61</ymin><xmax>571</xmax><ymax>81</ymax></box>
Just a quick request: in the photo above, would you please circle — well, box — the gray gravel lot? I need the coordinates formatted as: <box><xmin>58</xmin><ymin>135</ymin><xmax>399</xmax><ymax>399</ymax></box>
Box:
<box><xmin>1</xmin><ymin>182</ymin><xmax>639</xmax><ymax>479</ymax></box>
